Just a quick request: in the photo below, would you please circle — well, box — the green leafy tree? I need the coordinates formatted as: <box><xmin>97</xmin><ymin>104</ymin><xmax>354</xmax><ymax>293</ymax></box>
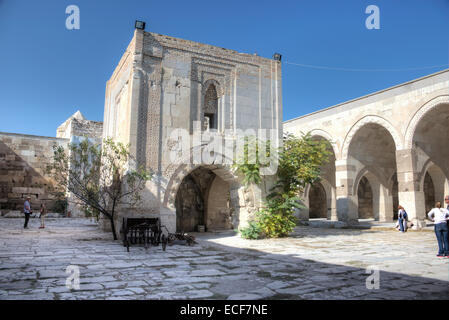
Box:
<box><xmin>237</xmin><ymin>133</ymin><xmax>332</xmax><ymax>239</ymax></box>
<box><xmin>233</xmin><ymin>135</ymin><xmax>272</xmax><ymax>185</ymax></box>
<box><xmin>47</xmin><ymin>137</ymin><xmax>152</xmax><ymax>240</ymax></box>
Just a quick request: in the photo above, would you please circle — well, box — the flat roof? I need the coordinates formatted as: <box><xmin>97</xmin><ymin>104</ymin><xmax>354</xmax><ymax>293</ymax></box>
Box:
<box><xmin>284</xmin><ymin>68</ymin><xmax>449</xmax><ymax>125</ymax></box>
<box><xmin>0</xmin><ymin>131</ymin><xmax>69</xmax><ymax>141</ymax></box>
<box><xmin>145</xmin><ymin>31</ymin><xmax>277</xmax><ymax>63</ymax></box>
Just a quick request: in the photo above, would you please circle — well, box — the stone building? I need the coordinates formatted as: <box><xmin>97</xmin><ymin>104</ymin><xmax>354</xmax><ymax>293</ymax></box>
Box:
<box><xmin>2</xmin><ymin>26</ymin><xmax>447</xmax><ymax>233</ymax></box>
<box><xmin>0</xmin><ymin>111</ymin><xmax>102</xmax><ymax>217</ymax></box>
<box><xmin>56</xmin><ymin>111</ymin><xmax>103</xmax><ymax>217</ymax></box>
<box><xmin>102</xmin><ymin>28</ymin><xmax>282</xmax><ymax>234</ymax></box>
<box><xmin>284</xmin><ymin>68</ymin><xmax>449</xmax><ymax>229</ymax></box>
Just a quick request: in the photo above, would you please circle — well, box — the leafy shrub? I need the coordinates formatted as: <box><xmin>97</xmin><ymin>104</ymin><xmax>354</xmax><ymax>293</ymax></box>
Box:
<box><xmin>235</xmin><ymin>133</ymin><xmax>331</xmax><ymax>239</ymax></box>
<box><xmin>52</xmin><ymin>196</ymin><xmax>67</xmax><ymax>214</ymax></box>
<box><xmin>240</xmin><ymin>221</ymin><xmax>263</xmax><ymax>239</ymax></box>
<box><xmin>257</xmin><ymin>194</ymin><xmax>301</xmax><ymax>238</ymax></box>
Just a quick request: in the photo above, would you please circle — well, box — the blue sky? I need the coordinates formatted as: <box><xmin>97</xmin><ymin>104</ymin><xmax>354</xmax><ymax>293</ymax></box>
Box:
<box><xmin>0</xmin><ymin>0</ymin><xmax>448</xmax><ymax>137</ymax></box>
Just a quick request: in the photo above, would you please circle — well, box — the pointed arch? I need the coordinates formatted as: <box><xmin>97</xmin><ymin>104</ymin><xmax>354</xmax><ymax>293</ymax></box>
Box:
<box><xmin>341</xmin><ymin>115</ymin><xmax>402</xmax><ymax>160</ymax></box>
<box><xmin>308</xmin><ymin>129</ymin><xmax>339</xmax><ymax>157</ymax></box>
<box><xmin>404</xmin><ymin>95</ymin><xmax>449</xmax><ymax>150</ymax></box>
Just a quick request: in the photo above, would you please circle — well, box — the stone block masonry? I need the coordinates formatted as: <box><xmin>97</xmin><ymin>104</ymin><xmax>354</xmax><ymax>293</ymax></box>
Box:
<box><xmin>0</xmin><ymin>111</ymin><xmax>103</xmax><ymax>217</ymax></box>
<box><xmin>0</xmin><ymin>132</ymin><xmax>68</xmax><ymax>214</ymax></box>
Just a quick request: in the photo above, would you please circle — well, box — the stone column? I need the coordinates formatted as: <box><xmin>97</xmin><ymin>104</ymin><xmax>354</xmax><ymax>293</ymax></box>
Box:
<box><xmin>160</xmin><ymin>207</ymin><xmax>176</xmax><ymax>233</ymax></box>
<box><xmin>128</xmin><ymin>29</ymin><xmax>145</xmax><ymax>168</ymax></box>
<box><xmin>330</xmin><ymin>187</ymin><xmax>338</xmax><ymax>221</ymax></box>
<box><xmin>445</xmin><ymin>178</ymin><xmax>449</xmax><ymax>199</ymax></box>
<box><xmin>335</xmin><ymin>160</ymin><xmax>358</xmax><ymax>224</ymax></box>
<box><xmin>378</xmin><ymin>184</ymin><xmax>394</xmax><ymax>222</ymax></box>
<box><xmin>297</xmin><ymin>189</ymin><xmax>309</xmax><ymax>221</ymax></box>
<box><xmin>396</xmin><ymin>149</ymin><xmax>426</xmax><ymax>229</ymax></box>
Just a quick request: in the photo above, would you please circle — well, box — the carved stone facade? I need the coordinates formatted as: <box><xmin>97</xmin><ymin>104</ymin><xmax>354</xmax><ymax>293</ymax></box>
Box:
<box><xmin>102</xmin><ymin>29</ymin><xmax>282</xmax><ymax>234</ymax></box>
<box><xmin>284</xmin><ymin>69</ymin><xmax>449</xmax><ymax>229</ymax></box>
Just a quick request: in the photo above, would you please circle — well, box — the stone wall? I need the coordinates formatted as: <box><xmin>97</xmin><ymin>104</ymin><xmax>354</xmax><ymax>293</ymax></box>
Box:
<box><xmin>207</xmin><ymin>176</ymin><xmax>233</xmax><ymax>231</ymax></box>
<box><xmin>57</xmin><ymin>110</ymin><xmax>103</xmax><ymax>142</ymax></box>
<box><xmin>309</xmin><ymin>183</ymin><xmax>327</xmax><ymax>219</ymax></box>
<box><xmin>0</xmin><ymin>132</ymin><xmax>68</xmax><ymax>215</ymax></box>
<box><xmin>55</xmin><ymin>111</ymin><xmax>103</xmax><ymax>217</ymax></box>
<box><xmin>70</xmin><ymin>119</ymin><xmax>103</xmax><ymax>142</ymax></box>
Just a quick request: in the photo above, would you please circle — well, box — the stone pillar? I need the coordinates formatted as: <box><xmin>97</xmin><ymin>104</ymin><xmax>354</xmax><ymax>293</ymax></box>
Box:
<box><xmin>128</xmin><ymin>29</ymin><xmax>145</xmax><ymax>165</ymax></box>
<box><xmin>160</xmin><ymin>207</ymin><xmax>176</xmax><ymax>233</ymax></box>
<box><xmin>445</xmin><ymin>179</ymin><xmax>449</xmax><ymax>199</ymax></box>
<box><xmin>378</xmin><ymin>184</ymin><xmax>394</xmax><ymax>222</ymax></box>
<box><xmin>330</xmin><ymin>187</ymin><xmax>338</xmax><ymax>221</ymax></box>
<box><xmin>335</xmin><ymin>160</ymin><xmax>358</xmax><ymax>224</ymax></box>
<box><xmin>297</xmin><ymin>190</ymin><xmax>309</xmax><ymax>221</ymax></box>
<box><xmin>396</xmin><ymin>149</ymin><xmax>426</xmax><ymax>229</ymax></box>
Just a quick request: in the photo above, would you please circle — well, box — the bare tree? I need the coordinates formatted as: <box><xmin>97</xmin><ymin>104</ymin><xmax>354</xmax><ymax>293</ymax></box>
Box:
<box><xmin>47</xmin><ymin>137</ymin><xmax>152</xmax><ymax>240</ymax></box>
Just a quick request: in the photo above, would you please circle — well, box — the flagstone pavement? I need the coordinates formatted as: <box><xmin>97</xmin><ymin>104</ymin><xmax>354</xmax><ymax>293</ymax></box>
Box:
<box><xmin>0</xmin><ymin>217</ymin><xmax>448</xmax><ymax>300</ymax></box>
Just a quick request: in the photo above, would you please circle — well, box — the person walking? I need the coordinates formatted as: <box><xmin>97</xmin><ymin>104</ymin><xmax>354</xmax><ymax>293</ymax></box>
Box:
<box><xmin>427</xmin><ymin>202</ymin><xmax>449</xmax><ymax>258</ymax></box>
<box><xmin>39</xmin><ymin>203</ymin><xmax>47</xmax><ymax>229</ymax></box>
<box><xmin>23</xmin><ymin>196</ymin><xmax>32</xmax><ymax>229</ymax></box>
<box><xmin>397</xmin><ymin>205</ymin><xmax>408</xmax><ymax>232</ymax></box>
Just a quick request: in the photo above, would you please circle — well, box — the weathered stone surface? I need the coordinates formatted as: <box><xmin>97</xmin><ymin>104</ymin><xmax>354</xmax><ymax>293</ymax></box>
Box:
<box><xmin>0</xmin><ymin>216</ymin><xmax>448</xmax><ymax>300</ymax></box>
<box><xmin>0</xmin><ymin>110</ymin><xmax>102</xmax><ymax>218</ymax></box>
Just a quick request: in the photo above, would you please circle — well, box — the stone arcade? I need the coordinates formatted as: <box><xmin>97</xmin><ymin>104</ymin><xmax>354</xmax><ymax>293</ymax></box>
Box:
<box><xmin>0</xmin><ymin>27</ymin><xmax>447</xmax><ymax>233</ymax></box>
<box><xmin>285</xmin><ymin>69</ymin><xmax>449</xmax><ymax>228</ymax></box>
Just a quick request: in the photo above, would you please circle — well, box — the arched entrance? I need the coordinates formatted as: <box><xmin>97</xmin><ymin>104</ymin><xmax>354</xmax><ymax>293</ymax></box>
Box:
<box><xmin>423</xmin><ymin>172</ymin><xmax>435</xmax><ymax>213</ymax></box>
<box><xmin>174</xmin><ymin>166</ymin><xmax>235</xmax><ymax>232</ymax></box>
<box><xmin>390</xmin><ymin>173</ymin><xmax>399</xmax><ymax>219</ymax></box>
<box><xmin>309</xmin><ymin>182</ymin><xmax>327</xmax><ymax>218</ymax></box>
<box><xmin>304</xmin><ymin>134</ymin><xmax>336</xmax><ymax>220</ymax></box>
<box><xmin>347</xmin><ymin>121</ymin><xmax>398</xmax><ymax>222</ymax></box>
<box><xmin>411</xmin><ymin>101</ymin><xmax>449</xmax><ymax>219</ymax></box>
<box><xmin>420</xmin><ymin>163</ymin><xmax>447</xmax><ymax>213</ymax></box>
<box><xmin>357</xmin><ymin>176</ymin><xmax>374</xmax><ymax>219</ymax></box>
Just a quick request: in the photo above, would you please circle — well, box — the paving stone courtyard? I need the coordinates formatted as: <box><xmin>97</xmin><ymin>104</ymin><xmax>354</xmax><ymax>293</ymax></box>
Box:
<box><xmin>0</xmin><ymin>217</ymin><xmax>448</xmax><ymax>300</ymax></box>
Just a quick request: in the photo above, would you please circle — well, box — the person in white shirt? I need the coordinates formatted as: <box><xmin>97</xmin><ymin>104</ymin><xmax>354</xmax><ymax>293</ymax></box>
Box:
<box><xmin>427</xmin><ymin>202</ymin><xmax>449</xmax><ymax>257</ymax></box>
<box><xmin>23</xmin><ymin>196</ymin><xmax>32</xmax><ymax>229</ymax></box>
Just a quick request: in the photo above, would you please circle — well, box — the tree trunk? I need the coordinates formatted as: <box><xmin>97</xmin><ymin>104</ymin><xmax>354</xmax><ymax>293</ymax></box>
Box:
<box><xmin>110</xmin><ymin>200</ymin><xmax>117</xmax><ymax>240</ymax></box>
<box><xmin>110</xmin><ymin>216</ymin><xmax>117</xmax><ymax>240</ymax></box>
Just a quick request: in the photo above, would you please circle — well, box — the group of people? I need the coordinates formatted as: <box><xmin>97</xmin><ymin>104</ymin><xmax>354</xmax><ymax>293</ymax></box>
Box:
<box><xmin>23</xmin><ymin>196</ymin><xmax>47</xmax><ymax>229</ymax></box>
<box><xmin>396</xmin><ymin>196</ymin><xmax>449</xmax><ymax>258</ymax></box>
